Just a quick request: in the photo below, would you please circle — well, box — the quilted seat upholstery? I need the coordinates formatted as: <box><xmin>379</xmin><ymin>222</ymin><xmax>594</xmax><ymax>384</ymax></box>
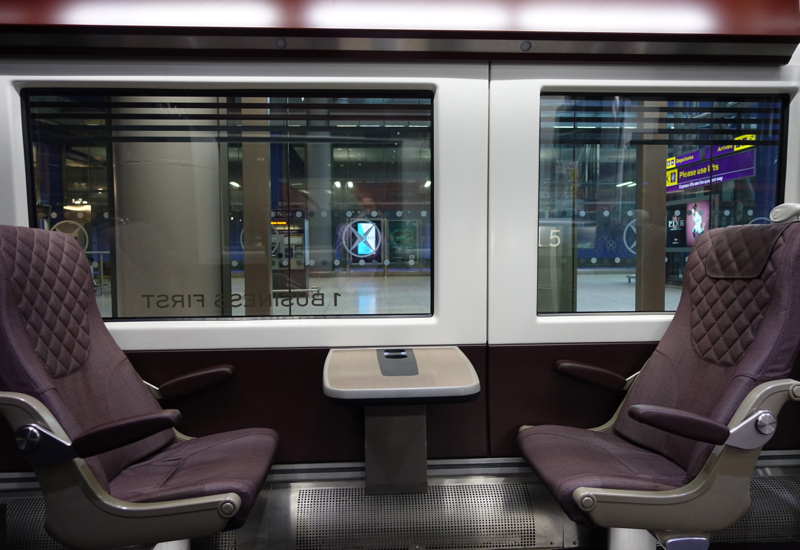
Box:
<box><xmin>0</xmin><ymin>224</ymin><xmax>92</xmax><ymax>377</ymax></box>
<box><xmin>688</xmin><ymin>228</ymin><xmax>784</xmax><ymax>366</ymax></box>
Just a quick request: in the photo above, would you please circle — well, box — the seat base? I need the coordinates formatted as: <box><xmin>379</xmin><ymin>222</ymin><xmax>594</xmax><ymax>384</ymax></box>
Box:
<box><xmin>656</xmin><ymin>532</ymin><xmax>710</xmax><ymax>550</ymax></box>
<box><xmin>608</xmin><ymin>528</ymin><xmax>656</xmax><ymax>550</ymax></box>
<box><xmin>109</xmin><ymin>428</ymin><xmax>279</xmax><ymax>525</ymax></box>
<box><xmin>518</xmin><ymin>425</ymin><xmax>688</xmax><ymax>524</ymax></box>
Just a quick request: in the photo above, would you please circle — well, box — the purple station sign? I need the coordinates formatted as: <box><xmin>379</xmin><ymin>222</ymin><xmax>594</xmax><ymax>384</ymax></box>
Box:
<box><xmin>666</xmin><ymin>148</ymin><xmax>756</xmax><ymax>193</ymax></box>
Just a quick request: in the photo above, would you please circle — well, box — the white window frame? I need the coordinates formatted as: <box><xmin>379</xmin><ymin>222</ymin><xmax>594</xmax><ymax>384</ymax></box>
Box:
<box><xmin>0</xmin><ymin>61</ymin><xmax>489</xmax><ymax>350</ymax></box>
<box><xmin>489</xmin><ymin>61</ymin><xmax>800</xmax><ymax>345</ymax></box>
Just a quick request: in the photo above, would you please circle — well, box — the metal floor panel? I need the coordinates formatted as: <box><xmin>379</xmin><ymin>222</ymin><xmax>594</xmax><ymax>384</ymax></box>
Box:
<box><xmin>246</xmin><ymin>477</ymin><xmax>576</xmax><ymax>550</ymax></box>
<box><xmin>711</xmin><ymin>476</ymin><xmax>800</xmax><ymax>543</ymax></box>
<box><xmin>295</xmin><ymin>485</ymin><xmax>535</xmax><ymax>550</ymax></box>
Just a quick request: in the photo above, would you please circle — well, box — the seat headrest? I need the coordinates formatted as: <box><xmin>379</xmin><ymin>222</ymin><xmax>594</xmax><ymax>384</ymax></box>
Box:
<box><xmin>706</xmin><ymin>222</ymin><xmax>793</xmax><ymax>279</ymax></box>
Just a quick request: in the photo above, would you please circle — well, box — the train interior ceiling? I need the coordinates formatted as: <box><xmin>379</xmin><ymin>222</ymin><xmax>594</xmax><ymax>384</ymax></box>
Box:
<box><xmin>6</xmin><ymin>1</ymin><xmax>800</xmax><ymax>550</ymax></box>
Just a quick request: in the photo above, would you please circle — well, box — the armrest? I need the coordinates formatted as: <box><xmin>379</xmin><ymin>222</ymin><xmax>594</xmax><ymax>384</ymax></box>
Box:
<box><xmin>628</xmin><ymin>404</ymin><xmax>730</xmax><ymax>445</ymax></box>
<box><xmin>555</xmin><ymin>360</ymin><xmax>628</xmax><ymax>391</ymax></box>
<box><xmin>156</xmin><ymin>365</ymin><xmax>234</xmax><ymax>399</ymax></box>
<box><xmin>72</xmin><ymin>409</ymin><xmax>181</xmax><ymax>457</ymax></box>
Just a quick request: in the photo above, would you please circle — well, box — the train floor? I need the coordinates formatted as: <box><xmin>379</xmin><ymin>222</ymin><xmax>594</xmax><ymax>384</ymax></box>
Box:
<box><xmin>1</xmin><ymin>457</ymin><xmax>799</xmax><ymax>549</ymax></box>
<box><xmin>225</xmin><ymin>458</ymin><xmax>800</xmax><ymax>550</ymax></box>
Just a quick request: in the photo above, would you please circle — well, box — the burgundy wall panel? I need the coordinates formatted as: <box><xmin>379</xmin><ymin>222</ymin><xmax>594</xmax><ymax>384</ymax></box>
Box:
<box><xmin>488</xmin><ymin>342</ymin><xmax>658</xmax><ymax>457</ymax></box>
<box><xmin>0</xmin><ymin>340</ymin><xmax>798</xmax><ymax>473</ymax></box>
<box><xmin>427</xmin><ymin>345</ymin><xmax>488</xmax><ymax>458</ymax></box>
<box><xmin>128</xmin><ymin>344</ymin><xmax>488</xmax><ymax>464</ymax></box>
<box><xmin>488</xmin><ymin>343</ymin><xmax>800</xmax><ymax>457</ymax></box>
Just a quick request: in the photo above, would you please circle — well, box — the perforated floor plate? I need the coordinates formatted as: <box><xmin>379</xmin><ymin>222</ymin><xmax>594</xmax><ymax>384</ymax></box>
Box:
<box><xmin>192</xmin><ymin>530</ymin><xmax>238</xmax><ymax>550</ymax></box>
<box><xmin>0</xmin><ymin>498</ymin><xmax>68</xmax><ymax>550</ymax></box>
<box><xmin>295</xmin><ymin>484</ymin><xmax>537</xmax><ymax>550</ymax></box>
<box><xmin>712</xmin><ymin>476</ymin><xmax>800</xmax><ymax>543</ymax></box>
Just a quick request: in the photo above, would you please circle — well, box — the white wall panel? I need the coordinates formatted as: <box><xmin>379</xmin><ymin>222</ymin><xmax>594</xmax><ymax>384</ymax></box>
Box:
<box><xmin>0</xmin><ymin>76</ymin><xmax>28</xmax><ymax>225</ymax></box>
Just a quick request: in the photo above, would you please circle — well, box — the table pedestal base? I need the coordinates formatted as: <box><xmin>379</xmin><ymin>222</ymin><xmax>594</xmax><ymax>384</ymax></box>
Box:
<box><xmin>364</xmin><ymin>405</ymin><xmax>427</xmax><ymax>494</ymax></box>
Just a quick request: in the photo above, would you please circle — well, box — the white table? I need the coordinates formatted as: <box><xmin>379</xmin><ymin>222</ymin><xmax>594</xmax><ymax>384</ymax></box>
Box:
<box><xmin>324</xmin><ymin>347</ymin><xmax>480</xmax><ymax>494</ymax></box>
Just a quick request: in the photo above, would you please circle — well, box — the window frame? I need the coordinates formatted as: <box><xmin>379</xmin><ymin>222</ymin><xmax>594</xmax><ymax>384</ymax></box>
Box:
<box><xmin>488</xmin><ymin>63</ymin><xmax>800</xmax><ymax>345</ymax></box>
<box><xmin>0</xmin><ymin>60</ymin><xmax>489</xmax><ymax>350</ymax></box>
<box><xmin>21</xmin><ymin>87</ymin><xmax>437</xmax><ymax>321</ymax></box>
<box><xmin>535</xmin><ymin>91</ymin><xmax>789</xmax><ymax>315</ymax></box>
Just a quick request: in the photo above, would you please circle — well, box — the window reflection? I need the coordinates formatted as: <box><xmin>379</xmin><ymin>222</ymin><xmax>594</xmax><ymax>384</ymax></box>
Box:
<box><xmin>25</xmin><ymin>91</ymin><xmax>433</xmax><ymax>319</ymax></box>
<box><xmin>538</xmin><ymin>94</ymin><xmax>785</xmax><ymax>314</ymax></box>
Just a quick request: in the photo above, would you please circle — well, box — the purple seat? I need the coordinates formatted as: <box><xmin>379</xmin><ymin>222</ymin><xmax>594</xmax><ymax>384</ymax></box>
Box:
<box><xmin>0</xmin><ymin>225</ymin><xmax>278</xmax><ymax>548</ymax></box>
<box><xmin>519</xmin><ymin>216</ymin><xmax>800</xmax><ymax>547</ymax></box>
<box><xmin>519</xmin><ymin>425</ymin><xmax>688</xmax><ymax>522</ymax></box>
<box><xmin>109</xmin><ymin>428</ymin><xmax>277</xmax><ymax>523</ymax></box>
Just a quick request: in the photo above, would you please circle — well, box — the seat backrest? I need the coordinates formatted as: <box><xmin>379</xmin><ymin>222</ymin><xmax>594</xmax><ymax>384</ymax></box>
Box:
<box><xmin>0</xmin><ymin>226</ymin><xmax>174</xmax><ymax>489</ymax></box>
<box><xmin>615</xmin><ymin>222</ymin><xmax>800</xmax><ymax>477</ymax></box>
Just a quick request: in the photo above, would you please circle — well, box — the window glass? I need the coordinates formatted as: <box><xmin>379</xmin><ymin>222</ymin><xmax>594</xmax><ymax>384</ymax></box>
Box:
<box><xmin>25</xmin><ymin>91</ymin><xmax>433</xmax><ymax>319</ymax></box>
<box><xmin>538</xmin><ymin>94</ymin><xmax>785</xmax><ymax>313</ymax></box>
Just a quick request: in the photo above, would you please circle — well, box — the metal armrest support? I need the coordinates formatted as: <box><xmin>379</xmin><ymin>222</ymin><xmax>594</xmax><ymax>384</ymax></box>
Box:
<box><xmin>555</xmin><ymin>360</ymin><xmax>638</xmax><ymax>391</ymax></box>
<box><xmin>144</xmin><ymin>364</ymin><xmax>234</xmax><ymax>399</ymax></box>
<box><xmin>724</xmin><ymin>410</ymin><xmax>778</xmax><ymax>450</ymax></box>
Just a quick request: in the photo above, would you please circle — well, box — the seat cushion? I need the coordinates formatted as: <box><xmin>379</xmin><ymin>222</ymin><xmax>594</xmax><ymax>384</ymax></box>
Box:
<box><xmin>109</xmin><ymin>428</ymin><xmax>279</xmax><ymax>527</ymax></box>
<box><xmin>518</xmin><ymin>425</ymin><xmax>688</xmax><ymax>524</ymax></box>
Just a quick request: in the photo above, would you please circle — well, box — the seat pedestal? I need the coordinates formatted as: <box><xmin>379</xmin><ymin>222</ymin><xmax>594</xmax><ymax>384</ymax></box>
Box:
<box><xmin>655</xmin><ymin>532</ymin><xmax>710</xmax><ymax>550</ymax></box>
<box><xmin>153</xmin><ymin>541</ymin><xmax>190</xmax><ymax>550</ymax></box>
<box><xmin>608</xmin><ymin>528</ymin><xmax>656</xmax><ymax>550</ymax></box>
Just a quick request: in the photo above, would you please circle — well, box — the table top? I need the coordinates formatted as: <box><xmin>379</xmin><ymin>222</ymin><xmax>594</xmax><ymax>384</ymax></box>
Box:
<box><xmin>323</xmin><ymin>346</ymin><xmax>480</xmax><ymax>400</ymax></box>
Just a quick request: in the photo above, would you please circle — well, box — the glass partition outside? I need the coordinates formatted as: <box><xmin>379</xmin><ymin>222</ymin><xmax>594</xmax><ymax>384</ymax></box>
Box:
<box><xmin>538</xmin><ymin>94</ymin><xmax>786</xmax><ymax>314</ymax></box>
<box><xmin>25</xmin><ymin>90</ymin><xmax>433</xmax><ymax>319</ymax></box>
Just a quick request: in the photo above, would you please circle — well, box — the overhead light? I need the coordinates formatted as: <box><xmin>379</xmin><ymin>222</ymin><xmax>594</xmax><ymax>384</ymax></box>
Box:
<box><xmin>229</xmin><ymin>181</ymin><xmax>241</xmax><ymax>188</ymax></box>
<box><xmin>347</xmin><ymin>181</ymin><xmax>354</xmax><ymax>188</ymax></box>
<box><xmin>424</xmin><ymin>180</ymin><xmax>432</xmax><ymax>188</ymax></box>
<box><xmin>334</xmin><ymin>181</ymin><xmax>341</xmax><ymax>188</ymax></box>
<box><xmin>616</xmin><ymin>181</ymin><xmax>635</xmax><ymax>187</ymax></box>
<box><xmin>626</xmin><ymin>182</ymin><xmax>637</xmax><ymax>187</ymax></box>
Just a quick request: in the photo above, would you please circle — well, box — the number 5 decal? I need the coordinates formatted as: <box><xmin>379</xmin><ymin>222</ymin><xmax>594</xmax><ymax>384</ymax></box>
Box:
<box><xmin>549</xmin><ymin>229</ymin><xmax>561</xmax><ymax>247</ymax></box>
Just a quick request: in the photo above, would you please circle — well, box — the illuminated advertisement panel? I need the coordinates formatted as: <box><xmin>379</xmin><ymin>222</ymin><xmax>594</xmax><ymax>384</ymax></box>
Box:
<box><xmin>357</xmin><ymin>222</ymin><xmax>378</xmax><ymax>256</ymax></box>
<box><xmin>686</xmin><ymin>200</ymin><xmax>710</xmax><ymax>246</ymax></box>
<box><xmin>667</xmin><ymin>209</ymin><xmax>686</xmax><ymax>247</ymax></box>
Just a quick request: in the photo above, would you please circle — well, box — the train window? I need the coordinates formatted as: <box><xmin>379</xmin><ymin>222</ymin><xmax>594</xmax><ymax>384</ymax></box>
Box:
<box><xmin>537</xmin><ymin>94</ymin><xmax>787</xmax><ymax>314</ymax></box>
<box><xmin>24</xmin><ymin>90</ymin><xmax>433</xmax><ymax>319</ymax></box>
